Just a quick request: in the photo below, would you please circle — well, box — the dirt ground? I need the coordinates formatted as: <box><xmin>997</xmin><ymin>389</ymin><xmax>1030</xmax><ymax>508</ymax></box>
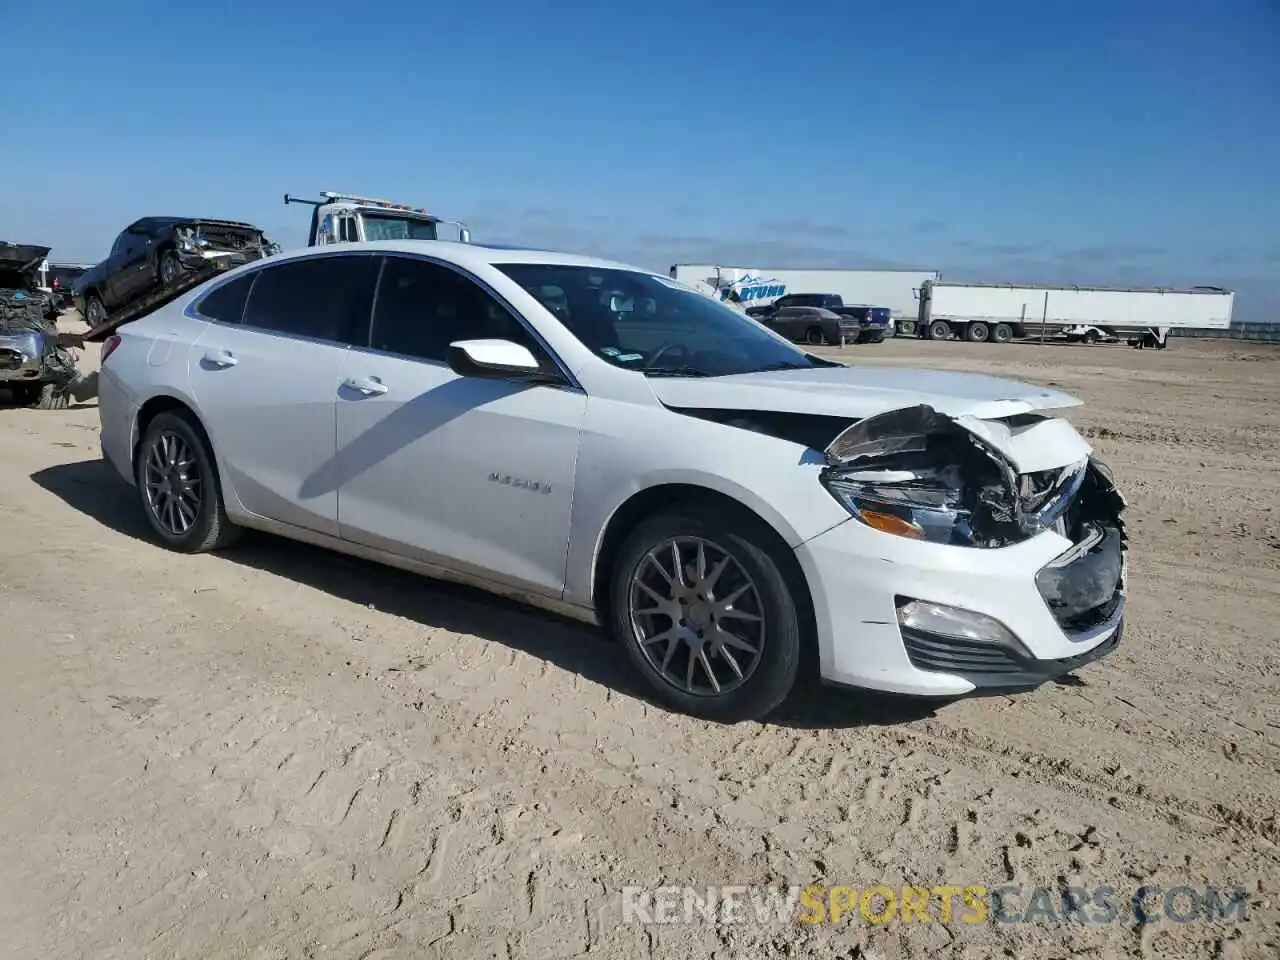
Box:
<box><xmin>1</xmin><ymin>320</ymin><xmax>1277</xmax><ymax>959</ymax></box>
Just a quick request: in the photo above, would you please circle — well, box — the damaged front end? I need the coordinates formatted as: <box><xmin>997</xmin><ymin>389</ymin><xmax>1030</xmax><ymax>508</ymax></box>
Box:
<box><xmin>174</xmin><ymin>221</ymin><xmax>278</xmax><ymax>270</ymax></box>
<box><xmin>821</xmin><ymin>404</ymin><xmax>1126</xmax><ymax>552</ymax></box>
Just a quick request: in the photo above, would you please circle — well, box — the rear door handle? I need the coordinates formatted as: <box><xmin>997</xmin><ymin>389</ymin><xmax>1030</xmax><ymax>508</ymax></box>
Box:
<box><xmin>342</xmin><ymin>375</ymin><xmax>388</xmax><ymax>396</ymax></box>
<box><xmin>202</xmin><ymin>348</ymin><xmax>237</xmax><ymax>368</ymax></box>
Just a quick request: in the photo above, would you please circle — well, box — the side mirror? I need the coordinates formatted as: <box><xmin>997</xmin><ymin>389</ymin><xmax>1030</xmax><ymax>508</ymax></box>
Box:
<box><xmin>458</xmin><ymin>226</ymin><xmax>471</xmax><ymax>244</ymax></box>
<box><xmin>447</xmin><ymin>338</ymin><xmax>555</xmax><ymax>382</ymax></box>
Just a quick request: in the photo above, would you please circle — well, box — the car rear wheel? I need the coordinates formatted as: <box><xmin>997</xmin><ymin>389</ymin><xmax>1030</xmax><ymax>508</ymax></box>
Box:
<box><xmin>804</xmin><ymin>326</ymin><xmax>825</xmax><ymax>345</ymax></box>
<box><xmin>609</xmin><ymin>510</ymin><xmax>802</xmax><ymax>722</ymax></box>
<box><xmin>135</xmin><ymin>410</ymin><xmax>241</xmax><ymax>553</ymax></box>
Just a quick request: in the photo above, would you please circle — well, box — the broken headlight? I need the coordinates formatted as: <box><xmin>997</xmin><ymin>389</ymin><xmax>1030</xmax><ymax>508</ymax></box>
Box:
<box><xmin>821</xmin><ymin>404</ymin><xmax>1088</xmax><ymax>548</ymax></box>
<box><xmin>176</xmin><ymin>227</ymin><xmax>209</xmax><ymax>253</ymax></box>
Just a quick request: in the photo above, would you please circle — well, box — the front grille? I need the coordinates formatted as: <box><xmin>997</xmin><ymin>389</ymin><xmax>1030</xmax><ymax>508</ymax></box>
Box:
<box><xmin>0</xmin><ymin>349</ymin><xmax>23</xmax><ymax>370</ymax></box>
<box><xmin>201</xmin><ymin>230</ymin><xmax>256</xmax><ymax>251</ymax></box>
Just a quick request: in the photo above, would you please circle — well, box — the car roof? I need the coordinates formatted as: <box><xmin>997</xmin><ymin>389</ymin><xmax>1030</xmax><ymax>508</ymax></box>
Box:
<box><xmin>262</xmin><ymin>239</ymin><xmax>655</xmax><ymax>275</ymax></box>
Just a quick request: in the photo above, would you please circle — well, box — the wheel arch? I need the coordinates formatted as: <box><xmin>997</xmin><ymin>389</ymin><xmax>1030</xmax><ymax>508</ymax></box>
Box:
<box><xmin>132</xmin><ymin>392</ymin><xmax>214</xmax><ymax>473</ymax></box>
<box><xmin>588</xmin><ymin>482</ymin><xmax>818</xmax><ymax>669</ymax></box>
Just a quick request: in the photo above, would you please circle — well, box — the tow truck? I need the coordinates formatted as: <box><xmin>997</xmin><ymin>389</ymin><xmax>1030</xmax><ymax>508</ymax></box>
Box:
<box><xmin>283</xmin><ymin>191</ymin><xmax>472</xmax><ymax>246</ymax></box>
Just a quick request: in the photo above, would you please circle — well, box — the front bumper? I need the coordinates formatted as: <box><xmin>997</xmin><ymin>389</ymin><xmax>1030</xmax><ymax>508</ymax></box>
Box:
<box><xmin>0</xmin><ymin>333</ymin><xmax>47</xmax><ymax>383</ymax></box>
<box><xmin>795</xmin><ymin>517</ymin><xmax>1126</xmax><ymax>697</ymax></box>
<box><xmin>176</xmin><ymin>246</ymin><xmax>264</xmax><ymax>273</ymax></box>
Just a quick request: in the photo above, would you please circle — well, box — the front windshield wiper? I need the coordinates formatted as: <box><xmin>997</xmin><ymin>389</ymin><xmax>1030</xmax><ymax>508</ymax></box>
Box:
<box><xmin>751</xmin><ymin>361</ymin><xmax>817</xmax><ymax>372</ymax></box>
<box><xmin>643</xmin><ymin>365</ymin><xmax>715</xmax><ymax>378</ymax></box>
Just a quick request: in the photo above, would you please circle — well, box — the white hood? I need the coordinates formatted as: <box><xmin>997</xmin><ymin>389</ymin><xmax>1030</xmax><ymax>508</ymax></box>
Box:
<box><xmin>651</xmin><ymin>366</ymin><xmax>1092</xmax><ymax>473</ymax></box>
<box><xmin>648</xmin><ymin>365</ymin><xmax>1083</xmax><ymax>421</ymax></box>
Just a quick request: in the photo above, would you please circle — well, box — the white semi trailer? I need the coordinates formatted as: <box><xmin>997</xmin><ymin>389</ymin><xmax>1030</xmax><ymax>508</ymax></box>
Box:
<box><xmin>668</xmin><ymin>264</ymin><xmax>940</xmax><ymax>322</ymax></box>
<box><xmin>906</xmin><ymin>280</ymin><xmax>1234</xmax><ymax>348</ymax></box>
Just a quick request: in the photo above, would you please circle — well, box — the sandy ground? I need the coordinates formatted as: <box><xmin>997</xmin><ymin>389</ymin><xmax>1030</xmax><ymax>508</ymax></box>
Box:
<box><xmin>1</xmin><ymin>319</ymin><xmax>1277</xmax><ymax>959</ymax></box>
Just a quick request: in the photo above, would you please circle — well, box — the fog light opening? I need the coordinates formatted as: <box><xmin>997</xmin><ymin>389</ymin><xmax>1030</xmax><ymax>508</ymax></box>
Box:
<box><xmin>895</xmin><ymin>597</ymin><xmax>1021</xmax><ymax>647</ymax></box>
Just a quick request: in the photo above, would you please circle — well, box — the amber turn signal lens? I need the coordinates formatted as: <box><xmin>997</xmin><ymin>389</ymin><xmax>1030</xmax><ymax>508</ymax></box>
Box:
<box><xmin>859</xmin><ymin>509</ymin><xmax>924</xmax><ymax>539</ymax></box>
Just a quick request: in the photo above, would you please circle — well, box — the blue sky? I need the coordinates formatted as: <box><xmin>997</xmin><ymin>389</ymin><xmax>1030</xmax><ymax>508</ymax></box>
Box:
<box><xmin>3</xmin><ymin>0</ymin><xmax>1278</xmax><ymax>319</ymax></box>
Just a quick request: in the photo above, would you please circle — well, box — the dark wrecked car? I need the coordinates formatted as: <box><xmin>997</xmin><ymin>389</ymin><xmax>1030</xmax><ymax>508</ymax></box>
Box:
<box><xmin>73</xmin><ymin>217</ymin><xmax>278</xmax><ymax>328</ymax></box>
<box><xmin>0</xmin><ymin>242</ymin><xmax>95</xmax><ymax>409</ymax></box>
<box><xmin>759</xmin><ymin>305</ymin><xmax>862</xmax><ymax>346</ymax></box>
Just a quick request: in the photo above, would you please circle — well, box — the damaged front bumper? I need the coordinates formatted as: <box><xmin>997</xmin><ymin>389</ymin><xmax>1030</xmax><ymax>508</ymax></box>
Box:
<box><xmin>175</xmin><ymin>246</ymin><xmax>264</xmax><ymax>273</ymax></box>
<box><xmin>174</xmin><ymin>225</ymin><xmax>273</xmax><ymax>276</ymax></box>
<box><xmin>0</xmin><ymin>332</ymin><xmax>45</xmax><ymax>382</ymax></box>
<box><xmin>798</xmin><ymin>403</ymin><xmax>1127</xmax><ymax>696</ymax></box>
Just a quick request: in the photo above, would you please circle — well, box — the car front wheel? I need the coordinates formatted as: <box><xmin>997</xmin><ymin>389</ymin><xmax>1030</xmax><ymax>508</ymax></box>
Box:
<box><xmin>135</xmin><ymin>410</ymin><xmax>240</xmax><ymax>553</ymax></box>
<box><xmin>609</xmin><ymin>509</ymin><xmax>802</xmax><ymax>722</ymax></box>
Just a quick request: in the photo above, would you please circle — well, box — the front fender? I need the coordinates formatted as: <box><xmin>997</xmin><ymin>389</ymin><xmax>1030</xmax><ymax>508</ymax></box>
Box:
<box><xmin>561</xmin><ymin>398</ymin><xmax>854</xmax><ymax>606</ymax></box>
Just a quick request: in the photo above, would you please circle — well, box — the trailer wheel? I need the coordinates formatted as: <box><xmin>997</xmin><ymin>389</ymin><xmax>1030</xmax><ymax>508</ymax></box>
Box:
<box><xmin>896</xmin><ymin>319</ymin><xmax>917</xmax><ymax>337</ymax></box>
<box><xmin>928</xmin><ymin>320</ymin><xmax>952</xmax><ymax>341</ymax></box>
<box><xmin>992</xmin><ymin>323</ymin><xmax>1013</xmax><ymax>343</ymax></box>
<box><xmin>804</xmin><ymin>327</ymin><xmax>825</xmax><ymax>345</ymax></box>
<box><xmin>965</xmin><ymin>321</ymin><xmax>990</xmax><ymax>343</ymax></box>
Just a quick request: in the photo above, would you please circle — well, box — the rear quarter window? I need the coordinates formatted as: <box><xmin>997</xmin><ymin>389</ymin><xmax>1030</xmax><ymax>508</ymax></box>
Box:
<box><xmin>193</xmin><ymin>273</ymin><xmax>255</xmax><ymax>324</ymax></box>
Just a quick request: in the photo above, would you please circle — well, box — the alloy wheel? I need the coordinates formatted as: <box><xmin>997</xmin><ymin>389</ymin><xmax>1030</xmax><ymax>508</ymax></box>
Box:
<box><xmin>142</xmin><ymin>430</ymin><xmax>204</xmax><ymax>536</ymax></box>
<box><xmin>627</xmin><ymin>537</ymin><xmax>766</xmax><ymax>697</ymax></box>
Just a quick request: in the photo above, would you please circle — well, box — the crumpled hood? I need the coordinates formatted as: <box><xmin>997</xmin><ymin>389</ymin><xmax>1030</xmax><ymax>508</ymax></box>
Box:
<box><xmin>649</xmin><ymin>365</ymin><xmax>1084</xmax><ymax>421</ymax></box>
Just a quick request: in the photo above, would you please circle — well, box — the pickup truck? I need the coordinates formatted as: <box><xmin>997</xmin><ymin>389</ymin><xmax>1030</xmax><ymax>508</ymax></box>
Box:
<box><xmin>747</xmin><ymin>293</ymin><xmax>891</xmax><ymax>343</ymax></box>
<box><xmin>73</xmin><ymin>217</ymin><xmax>276</xmax><ymax>328</ymax></box>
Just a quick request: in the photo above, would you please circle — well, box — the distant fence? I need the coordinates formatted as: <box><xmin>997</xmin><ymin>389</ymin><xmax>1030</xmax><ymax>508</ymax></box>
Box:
<box><xmin>1172</xmin><ymin>322</ymin><xmax>1280</xmax><ymax>343</ymax></box>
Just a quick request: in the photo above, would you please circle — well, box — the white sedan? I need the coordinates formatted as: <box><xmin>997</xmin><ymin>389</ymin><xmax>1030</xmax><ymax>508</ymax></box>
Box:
<box><xmin>97</xmin><ymin>240</ymin><xmax>1127</xmax><ymax>722</ymax></box>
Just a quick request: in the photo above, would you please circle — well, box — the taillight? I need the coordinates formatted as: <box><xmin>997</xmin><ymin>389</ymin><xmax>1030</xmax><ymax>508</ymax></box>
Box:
<box><xmin>101</xmin><ymin>334</ymin><xmax>122</xmax><ymax>365</ymax></box>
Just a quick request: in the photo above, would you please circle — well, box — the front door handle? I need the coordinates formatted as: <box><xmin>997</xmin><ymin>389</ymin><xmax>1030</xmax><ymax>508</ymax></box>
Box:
<box><xmin>342</xmin><ymin>375</ymin><xmax>388</xmax><ymax>396</ymax></box>
<box><xmin>202</xmin><ymin>348</ymin><xmax>237</xmax><ymax>368</ymax></box>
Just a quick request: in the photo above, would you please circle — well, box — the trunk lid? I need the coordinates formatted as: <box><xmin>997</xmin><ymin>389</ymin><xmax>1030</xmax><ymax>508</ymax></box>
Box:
<box><xmin>0</xmin><ymin>243</ymin><xmax>51</xmax><ymax>275</ymax></box>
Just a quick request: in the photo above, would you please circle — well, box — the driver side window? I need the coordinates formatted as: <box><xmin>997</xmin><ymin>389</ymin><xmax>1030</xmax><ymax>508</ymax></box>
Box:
<box><xmin>110</xmin><ymin>232</ymin><xmax>130</xmax><ymax>257</ymax></box>
<box><xmin>368</xmin><ymin>256</ymin><xmax>545</xmax><ymax>365</ymax></box>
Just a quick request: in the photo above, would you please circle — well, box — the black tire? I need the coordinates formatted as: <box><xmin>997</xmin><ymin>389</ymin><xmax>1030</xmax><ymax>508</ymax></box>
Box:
<box><xmin>84</xmin><ymin>293</ymin><xmax>106</xmax><ymax>329</ymax></box>
<box><xmin>135</xmin><ymin>409</ymin><xmax>241</xmax><ymax>553</ymax></box>
<box><xmin>36</xmin><ymin>382</ymin><xmax>69</xmax><ymax>410</ymax></box>
<box><xmin>928</xmin><ymin>320</ymin><xmax>951</xmax><ymax>340</ymax></box>
<box><xmin>896</xmin><ymin>319</ymin><xmax>917</xmax><ymax>337</ymax></box>
<box><xmin>158</xmin><ymin>249</ymin><xmax>184</xmax><ymax>287</ymax></box>
<box><xmin>1083</xmin><ymin>329</ymin><xmax>1099</xmax><ymax>344</ymax></box>
<box><xmin>608</xmin><ymin>509</ymin><xmax>803</xmax><ymax>723</ymax></box>
<box><xmin>965</xmin><ymin>321</ymin><xmax>990</xmax><ymax>343</ymax></box>
<box><xmin>804</xmin><ymin>326</ymin><xmax>825</xmax><ymax>345</ymax></box>
<box><xmin>5</xmin><ymin>383</ymin><xmax>39</xmax><ymax>407</ymax></box>
<box><xmin>992</xmin><ymin>323</ymin><xmax>1014</xmax><ymax>343</ymax></box>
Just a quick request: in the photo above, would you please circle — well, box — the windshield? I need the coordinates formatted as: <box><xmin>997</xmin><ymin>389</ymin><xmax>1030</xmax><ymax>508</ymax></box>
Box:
<box><xmin>494</xmin><ymin>263</ymin><xmax>836</xmax><ymax>377</ymax></box>
<box><xmin>360</xmin><ymin>212</ymin><xmax>439</xmax><ymax>241</ymax></box>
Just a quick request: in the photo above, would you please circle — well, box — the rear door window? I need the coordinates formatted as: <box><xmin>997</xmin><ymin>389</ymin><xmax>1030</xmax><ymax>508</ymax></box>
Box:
<box><xmin>193</xmin><ymin>273</ymin><xmax>256</xmax><ymax>324</ymax></box>
<box><xmin>241</xmin><ymin>254</ymin><xmax>381</xmax><ymax>345</ymax></box>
